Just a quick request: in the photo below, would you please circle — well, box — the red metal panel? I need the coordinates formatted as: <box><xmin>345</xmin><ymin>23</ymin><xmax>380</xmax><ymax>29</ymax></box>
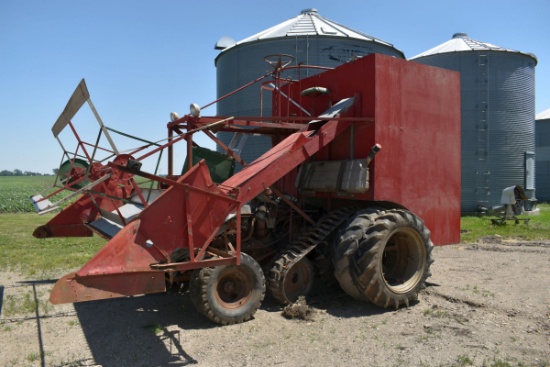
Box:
<box><xmin>371</xmin><ymin>55</ymin><xmax>461</xmax><ymax>245</ymax></box>
<box><xmin>77</xmin><ymin>220</ymin><xmax>162</xmax><ymax>276</ymax></box>
<box><xmin>48</xmin><ymin>220</ymin><xmax>167</xmax><ymax>304</ymax></box>
<box><xmin>283</xmin><ymin>54</ymin><xmax>461</xmax><ymax>245</ymax></box>
<box><xmin>32</xmin><ymin>197</ymin><xmax>97</xmax><ymax>238</ymax></box>
<box><xmin>138</xmin><ymin>161</ymin><xmax>239</xmax><ymax>256</ymax></box>
<box><xmin>50</xmin><ymin>271</ymin><xmax>166</xmax><ymax>304</ymax></box>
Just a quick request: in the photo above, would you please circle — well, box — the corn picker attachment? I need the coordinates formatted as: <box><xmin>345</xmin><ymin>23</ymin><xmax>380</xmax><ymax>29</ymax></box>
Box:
<box><xmin>33</xmin><ymin>54</ymin><xmax>461</xmax><ymax>325</ymax></box>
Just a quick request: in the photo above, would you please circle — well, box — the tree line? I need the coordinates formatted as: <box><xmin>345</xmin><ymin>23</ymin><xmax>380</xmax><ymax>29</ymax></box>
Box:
<box><xmin>0</xmin><ymin>169</ymin><xmax>55</xmax><ymax>176</ymax></box>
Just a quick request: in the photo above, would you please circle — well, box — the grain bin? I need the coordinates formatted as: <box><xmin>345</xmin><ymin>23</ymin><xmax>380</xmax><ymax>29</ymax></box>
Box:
<box><xmin>536</xmin><ymin>108</ymin><xmax>550</xmax><ymax>202</ymax></box>
<box><xmin>214</xmin><ymin>9</ymin><xmax>404</xmax><ymax>167</ymax></box>
<box><xmin>411</xmin><ymin>33</ymin><xmax>537</xmax><ymax>212</ymax></box>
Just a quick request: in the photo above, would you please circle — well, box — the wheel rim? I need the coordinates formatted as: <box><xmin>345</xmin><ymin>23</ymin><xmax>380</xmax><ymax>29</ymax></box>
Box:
<box><xmin>381</xmin><ymin>227</ymin><xmax>426</xmax><ymax>294</ymax></box>
<box><xmin>58</xmin><ymin>158</ymin><xmax>90</xmax><ymax>189</ymax></box>
<box><xmin>215</xmin><ymin>267</ymin><xmax>253</xmax><ymax>309</ymax></box>
<box><xmin>283</xmin><ymin>258</ymin><xmax>313</xmax><ymax>302</ymax></box>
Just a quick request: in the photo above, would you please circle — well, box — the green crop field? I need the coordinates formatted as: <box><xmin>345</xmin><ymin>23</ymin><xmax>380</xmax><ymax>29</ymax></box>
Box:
<box><xmin>0</xmin><ymin>176</ymin><xmax>58</xmax><ymax>213</ymax></box>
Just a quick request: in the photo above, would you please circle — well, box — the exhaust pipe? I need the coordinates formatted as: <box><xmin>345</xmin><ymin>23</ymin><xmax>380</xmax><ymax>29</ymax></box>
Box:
<box><xmin>365</xmin><ymin>143</ymin><xmax>382</xmax><ymax>166</ymax></box>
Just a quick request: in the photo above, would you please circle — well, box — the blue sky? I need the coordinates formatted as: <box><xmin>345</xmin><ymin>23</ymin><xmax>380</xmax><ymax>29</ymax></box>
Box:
<box><xmin>1</xmin><ymin>0</ymin><xmax>548</xmax><ymax>174</ymax></box>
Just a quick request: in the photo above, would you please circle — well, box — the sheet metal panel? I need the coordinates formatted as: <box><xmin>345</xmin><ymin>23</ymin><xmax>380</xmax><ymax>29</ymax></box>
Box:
<box><xmin>52</xmin><ymin>79</ymin><xmax>90</xmax><ymax>137</ymax></box>
<box><xmin>371</xmin><ymin>55</ymin><xmax>461</xmax><ymax>245</ymax></box>
<box><xmin>284</xmin><ymin>54</ymin><xmax>461</xmax><ymax>245</ymax></box>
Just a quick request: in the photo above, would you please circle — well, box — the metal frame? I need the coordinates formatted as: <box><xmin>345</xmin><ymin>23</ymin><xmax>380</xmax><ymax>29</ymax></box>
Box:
<box><xmin>37</xmin><ymin>54</ymin><xmax>461</xmax><ymax>305</ymax></box>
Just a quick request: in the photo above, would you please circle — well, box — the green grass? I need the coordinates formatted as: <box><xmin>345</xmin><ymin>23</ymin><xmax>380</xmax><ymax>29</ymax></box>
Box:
<box><xmin>1</xmin><ymin>206</ymin><xmax>549</xmax><ymax>276</ymax></box>
<box><xmin>447</xmin><ymin>354</ymin><xmax>549</xmax><ymax>367</ymax></box>
<box><xmin>0</xmin><ymin>177</ymin><xmax>549</xmax><ymax>277</ymax></box>
<box><xmin>26</xmin><ymin>352</ymin><xmax>40</xmax><ymax>363</ymax></box>
<box><xmin>0</xmin><ymin>176</ymin><xmax>104</xmax><ymax>275</ymax></box>
<box><xmin>0</xmin><ymin>212</ymin><xmax>104</xmax><ymax>276</ymax></box>
<box><xmin>423</xmin><ymin>307</ymin><xmax>450</xmax><ymax>318</ymax></box>
<box><xmin>2</xmin><ymin>290</ymin><xmax>52</xmax><ymax>317</ymax></box>
<box><xmin>460</xmin><ymin>203</ymin><xmax>550</xmax><ymax>243</ymax></box>
<box><xmin>143</xmin><ymin>323</ymin><xmax>164</xmax><ymax>335</ymax></box>
<box><xmin>455</xmin><ymin>354</ymin><xmax>475</xmax><ymax>366</ymax></box>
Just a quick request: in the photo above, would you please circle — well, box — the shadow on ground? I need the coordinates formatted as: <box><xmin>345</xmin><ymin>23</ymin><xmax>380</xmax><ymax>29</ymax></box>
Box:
<box><xmin>73</xmin><ymin>292</ymin><xmax>209</xmax><ymax>367</ymax></box>
<box><xmin>0</xmin><ymin>285</ymin><xmax>4</xmax><ymax>316</ymax></box>
<box><xmin>71</xmin><ymin>277</ymin><xmax>405</xmax><ymax>366</ymax></box>
<box><xmin>303</xmin><ymin>278</ymin><xmax>399</xmax><ymax>318</ymax></box>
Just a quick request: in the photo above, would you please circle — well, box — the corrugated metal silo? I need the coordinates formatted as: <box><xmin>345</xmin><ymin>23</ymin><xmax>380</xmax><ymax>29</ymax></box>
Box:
<box><xmin>536</xmin><ymin>108</ymin><xmax>550</xmax><ymax>202</ymax></box>
<box><xmin>214</xmin><ymin>9</ymin><xmax>405</xmax><ymax>168</ymax></box>
<box><xmin>411</xmin><ymin>33</ymin><xmax>537</xmax><ymax>212</ymax></box>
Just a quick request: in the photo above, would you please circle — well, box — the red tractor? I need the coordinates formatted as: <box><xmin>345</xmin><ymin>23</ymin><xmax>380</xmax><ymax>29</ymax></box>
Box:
<box><xmin>32</xmin><ymin>53</ymin><xmax>461</xmax><ymax>325</ymax></box>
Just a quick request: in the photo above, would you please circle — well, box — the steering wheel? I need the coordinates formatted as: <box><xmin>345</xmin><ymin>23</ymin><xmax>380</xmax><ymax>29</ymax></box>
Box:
<box><xmin>263</xmin><ymin>54</ymin><xmax>295</xmax><ymax>71</ymax></box>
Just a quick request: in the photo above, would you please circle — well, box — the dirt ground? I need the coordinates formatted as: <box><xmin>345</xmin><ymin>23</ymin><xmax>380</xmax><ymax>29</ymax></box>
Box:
<box><xmin>1</xmin><ymin>237</ymin><xmax>549</xmax><ymax>367</ymax></box>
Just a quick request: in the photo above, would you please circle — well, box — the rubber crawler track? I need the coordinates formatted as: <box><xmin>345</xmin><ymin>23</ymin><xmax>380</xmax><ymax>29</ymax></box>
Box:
<box><xmin>267</xmin><ymin>207</ymin><xmax>358</xmax><ymax>304</ymax></box>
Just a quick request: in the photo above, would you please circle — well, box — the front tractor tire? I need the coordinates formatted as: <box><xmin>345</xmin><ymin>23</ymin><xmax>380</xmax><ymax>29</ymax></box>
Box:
<box><xmin>189</xmin><ymin>253</ymin><xmax>266</xmax><ymax>325</ymax></box>
<box><xmin>336</xmin><ymin>209</ymin><xmax>434</xmax><ymax>309</ymax></box>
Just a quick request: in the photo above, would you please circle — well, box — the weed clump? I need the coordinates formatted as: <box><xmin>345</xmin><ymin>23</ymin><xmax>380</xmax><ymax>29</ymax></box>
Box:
<box><xmin>281</xmin><ymin>296</ymin><xmax>315</xmax><ymax>321</ymax></box>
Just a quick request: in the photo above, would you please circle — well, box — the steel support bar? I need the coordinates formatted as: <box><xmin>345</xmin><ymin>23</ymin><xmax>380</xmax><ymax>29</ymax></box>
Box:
<box><xmin>221</xmin><ymin>119</ymin><xmax>353</xmax><ymax>204</ymax></box>
<box><xmin>150</xmin><ymin>256</ymin><xmax>238</xmax><ymax>272</ymax></box>
<box><xmin>44</xmin><ymin>174</ymin><xmax>112</xmax><ymax>210</ymax></box>
<box><xmin>270</xmin><ymin>186</ymin><xmax>315</xmax><ymax>225</ymax></box>
<box><xmin>87</xmin><ymin>98</ymin><xmax>119</xmax><ymax>155</ymax></box>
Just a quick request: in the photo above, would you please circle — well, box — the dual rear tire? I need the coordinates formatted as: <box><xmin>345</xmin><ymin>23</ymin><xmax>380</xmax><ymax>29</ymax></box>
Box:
<box><xmin>333</xmin><ymin>209</ymin><xmax>434</xmax><ymax>309</ymax></box>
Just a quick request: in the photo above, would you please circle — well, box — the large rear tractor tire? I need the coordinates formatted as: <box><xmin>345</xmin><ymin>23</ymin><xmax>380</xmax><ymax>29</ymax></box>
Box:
<box><xmin>189</xmin><ymin>253</ymin><xmax>266</xmax><ymax>325</ymax></box>
<box><xmin>332</xmin><ymin>208</ymin><xmax>382</xmax><ymax>301</ymax></box>
<box><xmin>314</xmin><ymin>240</ymin><xmax>340</xmax><ymax>292</ymax></box>
<box><xmin>335</xmin><ymin>209</ymin><xmax>434</xmax><ymax>308</ymax></box>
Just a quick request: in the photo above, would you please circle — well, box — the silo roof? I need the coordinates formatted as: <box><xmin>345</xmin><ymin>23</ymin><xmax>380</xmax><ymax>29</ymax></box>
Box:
<box><xmin>410</xmin><ymin>33</ymin><xmax>537</xmax><ymax>64</ymax></box>
<box><xmin>217</xmin><ymin>8</ymin><xmax>403</xmax><ymax>57</ymax></box>
<box><xmin>537</xmin><ymin>108</ymin><xmax>550</xmax><ymax>120</ymax></box>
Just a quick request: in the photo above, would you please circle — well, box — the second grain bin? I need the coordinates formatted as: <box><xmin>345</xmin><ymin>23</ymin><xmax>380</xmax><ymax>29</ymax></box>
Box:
<box><xmin>214</xmin><ymin>8</ymin><xmax>404</xmax><ymax>168</ymax></box>
<box><xmin>411</xmin><ymin>33</ymin><xmax>537</xmax><ymax>213</ymax></box>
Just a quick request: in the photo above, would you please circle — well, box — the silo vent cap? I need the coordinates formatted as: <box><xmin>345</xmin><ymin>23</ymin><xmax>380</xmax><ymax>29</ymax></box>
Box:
<box><xmin>301</xmin><ymin>8</ymin><xmax>318</xmax><ymax>14</ymax></box>
<box><xmin>452</xmin><ymin>32</ymin><xmax>468</xmax><ymax>39</ymax></box>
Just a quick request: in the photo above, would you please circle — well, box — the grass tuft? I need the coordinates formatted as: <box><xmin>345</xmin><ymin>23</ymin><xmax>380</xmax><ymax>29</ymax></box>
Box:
<box><xmin>143</xmin><ymin>323</ymin><xmax>164</xmax><ymax>335</ymax></box>
<box><xmin>455</xmin><ymin>354</ymin><xmax>475</xmax><ymax>366</ymax></box>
